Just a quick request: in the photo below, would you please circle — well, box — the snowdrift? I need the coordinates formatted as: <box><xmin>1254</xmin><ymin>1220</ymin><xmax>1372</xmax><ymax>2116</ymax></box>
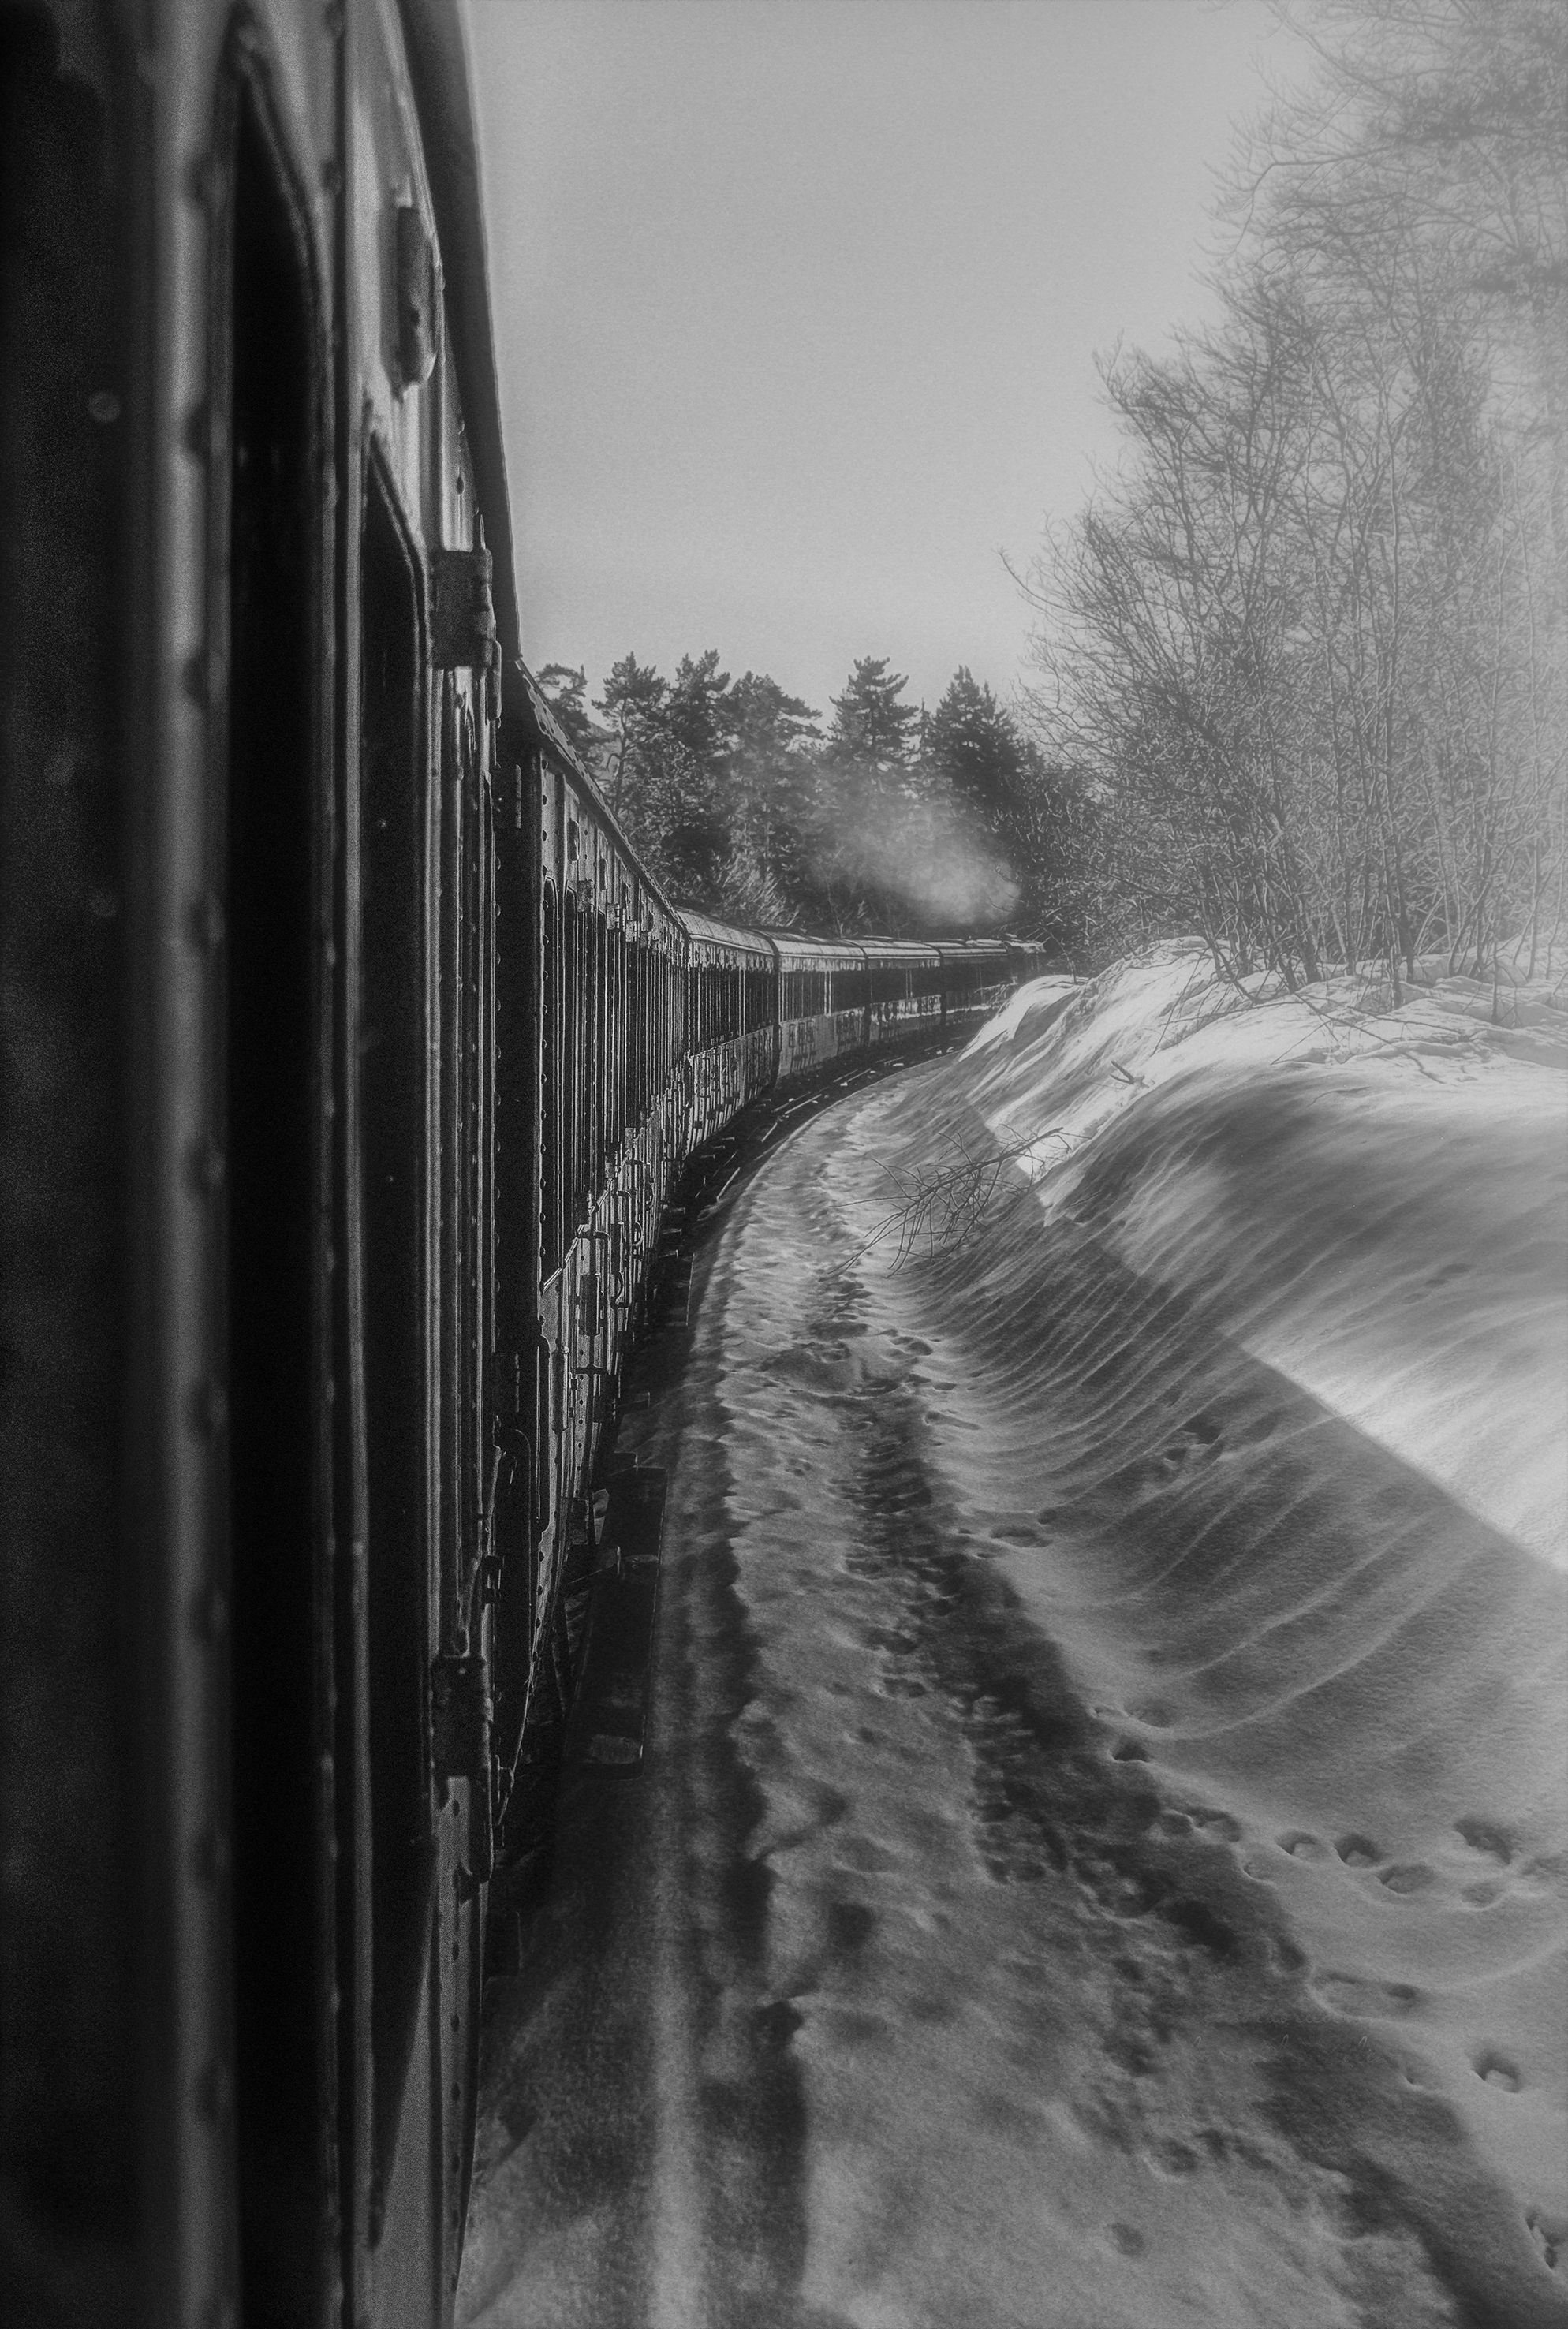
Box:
<box><xmin>968</xmin><ymin>940</ymin><xmax>1567</xmax><ymax>1568</ymax></box>
<box><xmin>845</xmin><ymin>939</ymin><xmax>1566</xmax><ymax>2291</ymax></box>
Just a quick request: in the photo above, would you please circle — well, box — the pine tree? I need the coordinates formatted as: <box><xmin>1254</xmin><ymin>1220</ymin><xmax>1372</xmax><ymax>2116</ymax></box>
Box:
<box><xmin>825</xmin><ymin>656</ymin><xmax>920</xmax><ymax>790</ymax></box>
<box><xmin>662</xmin><ymin>651</ymin><xmax>733</xmax><ymax>769</ymax></box>
<box><xmin>925</xmin><ymin>668</ymin><xmax>1025</xmax><ymax>839</ymax></box>
<box><xmin>726</xmin><ymin>672</ymin><xmax>820</xmax><ymax>918</ymax></box>
<box><xmin>593</xmin><ymin>654</ymin><xmax>667</xmax><ymax>827</ymax></box>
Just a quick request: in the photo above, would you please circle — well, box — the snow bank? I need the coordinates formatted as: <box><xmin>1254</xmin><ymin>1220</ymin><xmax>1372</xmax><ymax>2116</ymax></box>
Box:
<box><xmin>969</xmin><ymin>940</ymin><xmax>1568</xmax><ymax>1566</ymax></box>
<box><xmin>838</xmin><ymin>939</ymin><xmax>1566</xmax><ymax>2285</ymax></box>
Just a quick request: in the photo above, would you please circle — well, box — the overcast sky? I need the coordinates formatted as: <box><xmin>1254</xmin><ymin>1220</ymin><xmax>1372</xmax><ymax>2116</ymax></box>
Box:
<box><xmin>470</xmin><ymin>0</ymin><xmax>1305</xmax><ymax>723</ymax></box>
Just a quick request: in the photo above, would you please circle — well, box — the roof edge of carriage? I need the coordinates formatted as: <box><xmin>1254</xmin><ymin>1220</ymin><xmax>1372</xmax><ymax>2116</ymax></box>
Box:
<box><xmin>502</xmin><ymin>655</ymin><xmax>695</xmax><ymax>931</ymax></box>
<box><xmin>398</xmin><ymin>0</ymin><xmax>520</xmax><ymax>666</ymax></box>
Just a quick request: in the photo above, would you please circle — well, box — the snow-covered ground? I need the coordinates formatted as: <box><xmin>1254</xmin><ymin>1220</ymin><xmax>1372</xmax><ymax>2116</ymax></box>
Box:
<box><xmin>461</xmin><ymin>943</ymin><xmax>1568</xmax><ymax>2329</ymax></box>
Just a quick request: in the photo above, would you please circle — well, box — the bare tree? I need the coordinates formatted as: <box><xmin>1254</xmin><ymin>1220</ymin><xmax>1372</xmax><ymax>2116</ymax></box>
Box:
<box><xmin>1019</xmin><ymin>0</ymin><xmax>1566</xmax><ymax>989</ymax></box>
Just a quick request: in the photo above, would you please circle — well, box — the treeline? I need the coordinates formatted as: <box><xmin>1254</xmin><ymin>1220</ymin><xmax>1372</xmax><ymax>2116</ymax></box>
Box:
<box><xmin>1023</xmin><ymin>0</ymin><xmax>1566</xmax><ymax>991</ymax></box>
<box><xmin>534</xmin><ymin>651</ymin><xmax>1077</xmax><ymax>946</ymax></box>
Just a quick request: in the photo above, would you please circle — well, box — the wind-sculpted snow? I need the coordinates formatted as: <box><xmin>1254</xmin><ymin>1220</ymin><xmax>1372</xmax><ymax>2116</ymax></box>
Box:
<box><xmin>461</xmin><ymin>944</ymin><xmax>1566</xmax><ymax>2328</ymax></box>
<box><xmin>833</xmin><ymin>942</ymin><xmax>1567</xmax><ymax>2314</ymax></box>
<box><xmin>959</xmin><ymin>941</ymin><xmax>1568</xmax><ymax>1566</ymax></box>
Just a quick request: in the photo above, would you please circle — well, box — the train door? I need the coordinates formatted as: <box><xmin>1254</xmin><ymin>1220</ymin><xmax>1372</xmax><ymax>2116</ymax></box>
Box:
<box><xmin>0</xmin><ymin>17</ymin><xmax>138</xmax><ymax>2322</ymax></box>
<box><xmin>218</xmin><ymin>69</ymin><xmax>335</xmax><ymax>2327</ymax></box>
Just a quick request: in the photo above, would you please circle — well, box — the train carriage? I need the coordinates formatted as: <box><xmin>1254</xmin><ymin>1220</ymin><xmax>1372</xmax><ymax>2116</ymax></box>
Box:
<box><xmin>768</xmin><ymin>932</ymin><xmax>872</xmax><ymax>1085</ymax></box>
<box><xmin>496</xmin><ymin>679</ymin><xmax>688</xmax><ymax>1839</ymax></box>
<box><xmin>864</xmin><ymin>939</ymin><xmax>946</xmax><ymax>1048</ymax></box>
<box><xmin>3</xmin><ymin>0</ymin><xmax>518</xmax><ymax>2320</ymax></box>
<box><xmin>937</xmin><ymin>939</ymin><xmax>1017</xmax><ymax>1032</ymax></box>
<box><xmin>681</xmin><ymin>912</ymin><xmax>780</xmax><ymax>1148</ymax></box>
<box><xmin>1</xmin><ymin>2</ymin><xmax>1045</xmax><ymax>2320</ymax></box>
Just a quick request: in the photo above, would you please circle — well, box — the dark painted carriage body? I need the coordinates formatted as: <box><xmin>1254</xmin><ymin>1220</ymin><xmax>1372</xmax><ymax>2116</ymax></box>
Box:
<box><xmin>0</xmin><ymin>6</ymin><xmax>1047</xmax><ymax>2321</ymax></box>
<box><xmin>491</xmin><ymin>675</ymin><xmax>690</xmax><ymax>1800</ymax></box>
<box><xmin>3</xmin><ymin>1</ymin><xmax>513</xmax><ymax>2320</ymax></box>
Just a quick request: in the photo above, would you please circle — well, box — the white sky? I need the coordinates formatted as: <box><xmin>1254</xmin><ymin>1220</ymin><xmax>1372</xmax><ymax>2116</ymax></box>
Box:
<box><xmin>469</xmin><ymin>0</ymin><xmax>1305</xmax><ymax>723</ymax></box>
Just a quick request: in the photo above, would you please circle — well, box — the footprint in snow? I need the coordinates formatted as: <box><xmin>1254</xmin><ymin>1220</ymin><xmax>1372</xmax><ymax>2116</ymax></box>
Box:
<box><xmin>1334</xmin><ymin>1833</ymin><xmax>1383</xmax><ymax>1868</ymax></box>
<box><xmin>1378</xmin><ymin>1862</ymin><xmax>1436</xmax><ymax>1895</ymax></box>
<box><xmin>1189</xmin><ymin>1806</ymin><xmax>1244</xmax><ymax>1843</ymax></box>
<box><xmin>1526</xmin><ymin>2210</ymin><xmax>1565</xmax><ymax>2272</ymax></box>
<box><xmin>1310</xmin><ymin>1973</ymin><xmax>1421</xmax><ymax>2019</ymax></box>
<box><xmin>1154</xmin><ymin>2140</ymin><xmax>1201</xmax><ymax>2178</ymax></box>
<box><xmin>1454</xmin><ymin>1815</ymin><xmax>1517</xmax><ymax>1865</ymax></box>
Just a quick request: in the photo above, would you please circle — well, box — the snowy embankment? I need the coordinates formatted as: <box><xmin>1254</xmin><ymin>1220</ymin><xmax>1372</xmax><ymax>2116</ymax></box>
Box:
<box><xmin>967</xmin><ymin>940</ymin><xmax>1567</xmax><ymax>1569</ymax></box>
<box><xmin>842</xmin><ymin>941</ymin><xmax>1568</xmax><ymax>2290</ymax></box>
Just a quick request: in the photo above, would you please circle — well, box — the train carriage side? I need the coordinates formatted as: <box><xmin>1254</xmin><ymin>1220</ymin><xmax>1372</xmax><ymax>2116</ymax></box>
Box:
<box><xmin>770</xmin><ymin>934</ymin><xmax>872</xmax><ymax>1086</ymax></box>
<box><xmin>937</xmin><ymin>939</ymin><xmax>1016</xmax><ymax>1034</ymax></box>
<box><xmin>495</xmin><ymin>690</ymin><xmax>688</xmax><ymax>1827</ymax></box>
<box><xmin>864</xmin><ymin>939</ymin><xmax>945</xmax><ymax>1049</ymax></box>
<box><xmin>0</xmin><ymin>1</ymin><xmax>524</xmax><ymax>2320</ymax></box>
<box><xmin>681</xmin><ymin>912</ymin><xmax>781</xmax><ymax>1147</ymax></box>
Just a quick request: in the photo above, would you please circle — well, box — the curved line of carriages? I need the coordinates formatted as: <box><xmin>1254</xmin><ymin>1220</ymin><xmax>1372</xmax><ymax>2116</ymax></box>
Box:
<box><xmin>491</xmin><ymin>666</ymin><xmax>1047</xmax><ymax>1877</ymax></box>
<box><xmin>2</xmin><ymin>0</ymin><xmax>1047</xmax><ymax>2316</ymax></box>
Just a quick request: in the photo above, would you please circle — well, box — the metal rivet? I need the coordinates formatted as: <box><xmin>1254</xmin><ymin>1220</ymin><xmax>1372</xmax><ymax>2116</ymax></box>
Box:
<box><xmin>192</xmin><ymin>1827</ymin><xmax>230</xmax><ymax>1884</ymax></box>
<box><xmin>188</xmin><ymin>1381</ymin><xmax>228</xmax><ymax>1437</ymax></box>
<box><xmin>189</xmin><ymin>1138</ymin><xmax>226</xmax><ymax>1193</ymax></box>
<box><xmin>194</xmin><ymin>2059</ymin><xmax>231</xmax><ymax>2122</ymax></box>
<box><xmin>190</xmin><ymin>1584</ymin><xmax>229</xmax><ymax>1640</ymax></box>
<box><xmin>189</xmin><ymin>890</ymin><xmax>226</xmax><ymax>954</ymax></box>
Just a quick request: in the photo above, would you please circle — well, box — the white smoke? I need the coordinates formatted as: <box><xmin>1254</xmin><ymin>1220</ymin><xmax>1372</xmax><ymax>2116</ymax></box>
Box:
<box><xmin>811</xmin><ymin>777</ymin><xmax>1020</xmax><ymax>931</ymax></box>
